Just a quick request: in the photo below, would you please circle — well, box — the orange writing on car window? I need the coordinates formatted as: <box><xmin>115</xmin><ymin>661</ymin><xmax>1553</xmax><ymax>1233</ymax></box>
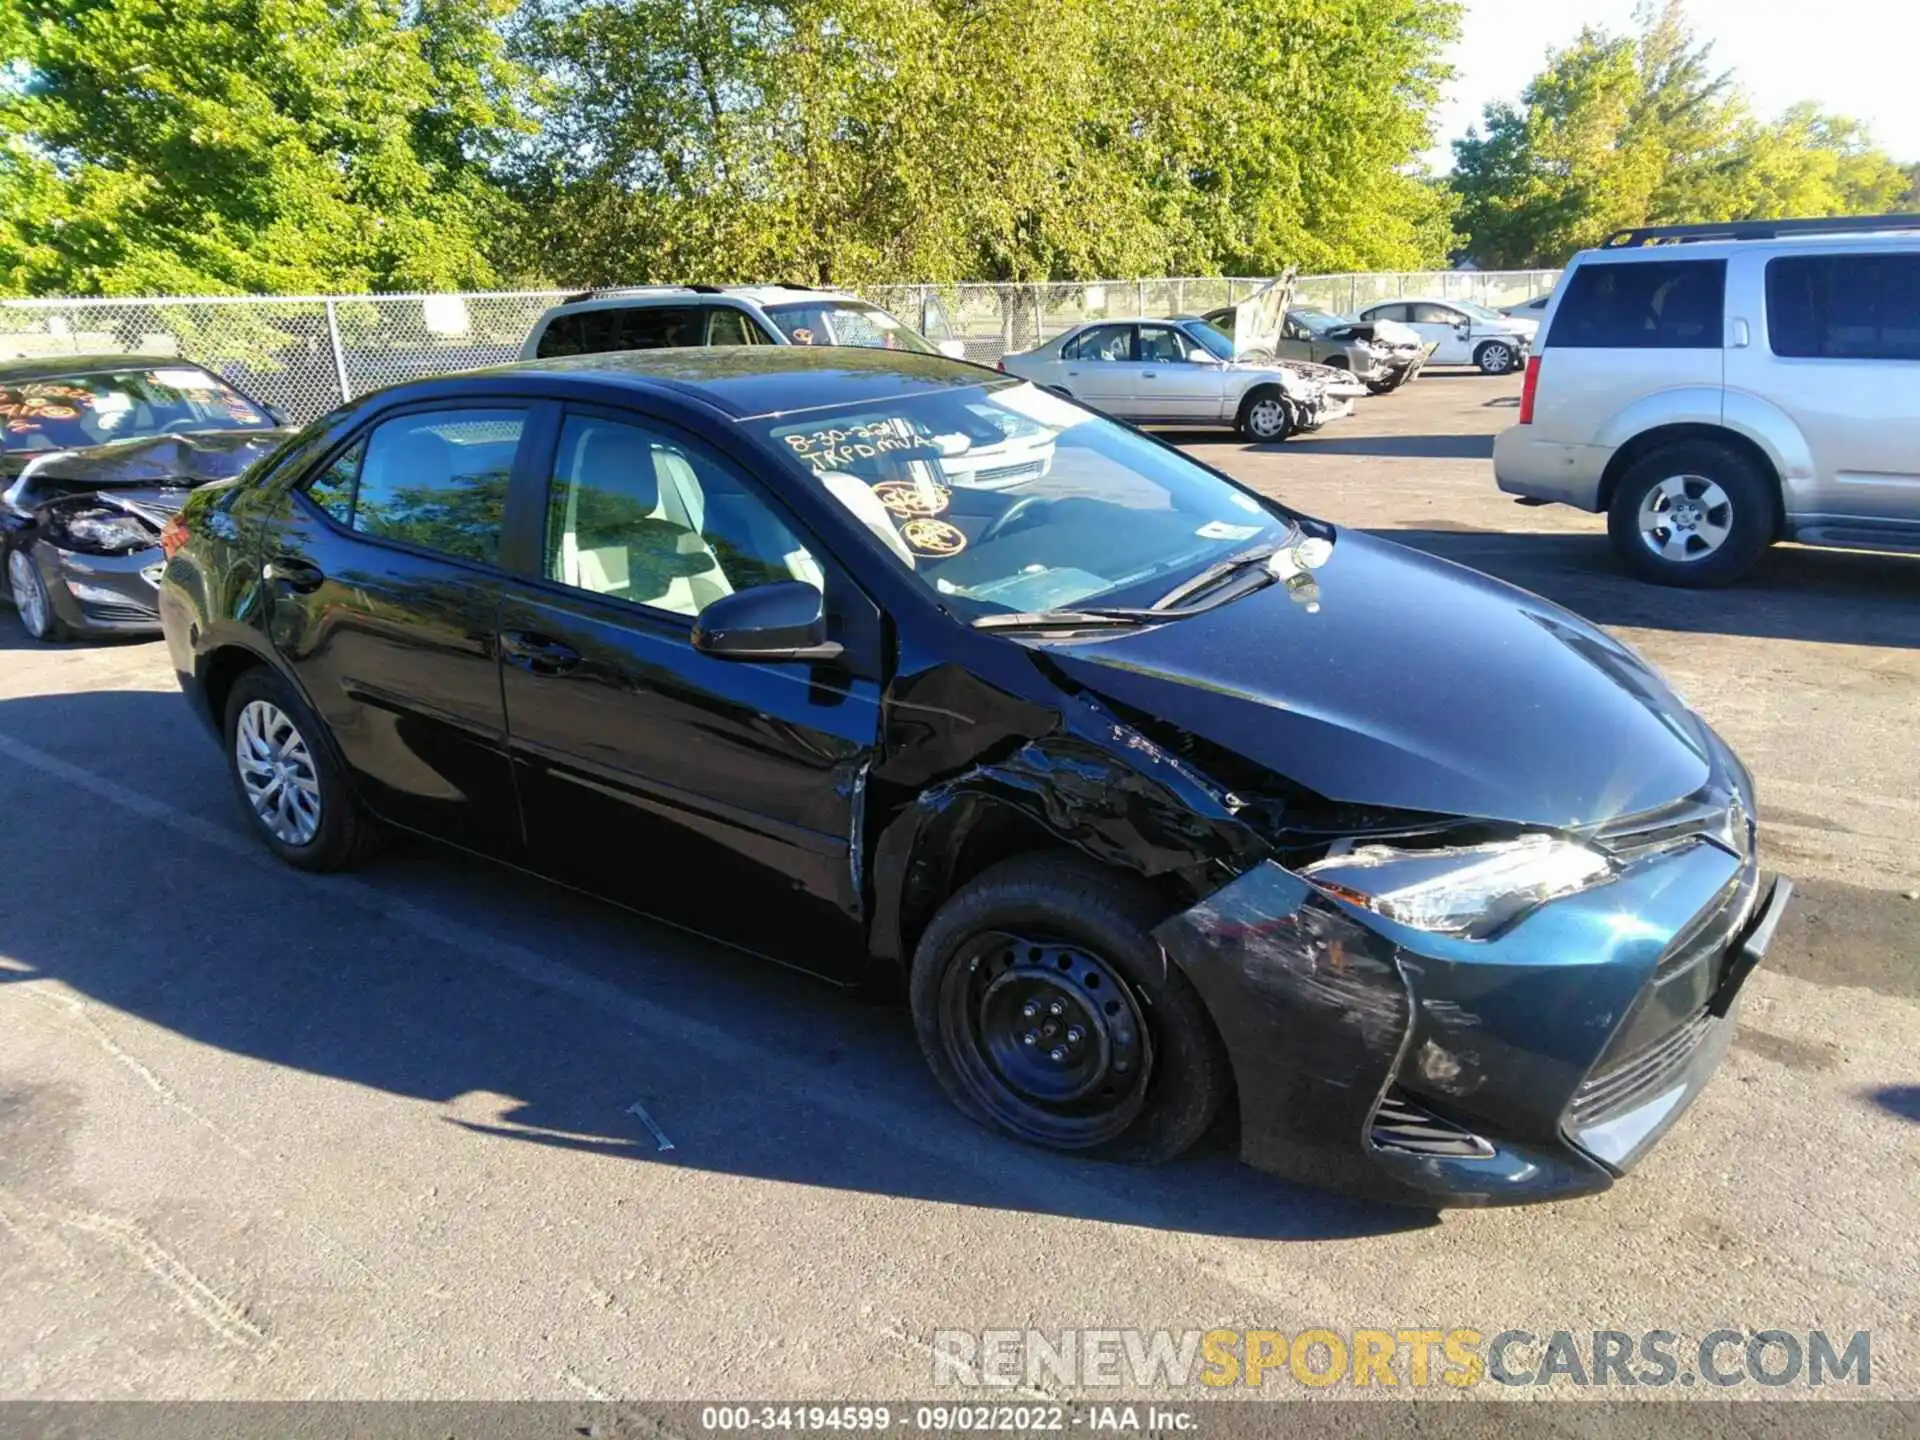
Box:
<box><xmin>900</xmin><ymin>518</ymin><xmax>966</xmax><ymax>556</ymax></box>
<box><xmin>871</xmin><ymin>479</ymin><xmax>949</xmax><ymax>517</ymax></box>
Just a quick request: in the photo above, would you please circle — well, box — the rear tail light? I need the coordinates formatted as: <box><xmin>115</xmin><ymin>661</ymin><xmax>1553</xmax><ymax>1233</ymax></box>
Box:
<box><xmin>159</xmin><ymin>513</ymin><xmax>191</xmax><ymax>558</ymax></box>
<box><xmin>1517</xmin><ymin>354</ymin><xmax>1542</xmax><ymax>424</ymax></box>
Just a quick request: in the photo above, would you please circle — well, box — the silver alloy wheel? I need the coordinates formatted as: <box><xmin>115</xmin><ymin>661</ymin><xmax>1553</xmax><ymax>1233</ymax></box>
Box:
<box><xmin>234</xmin><ymin>699</ymin><xmax>324</xmax><ymax>846</ymax></box>
<box><xmin>8</xmin><ymin>549</ymin><xmax>49</xmax><ymax>637</ymax></box>
<box><xmin>1246</xmin><ymin>396</ymin><xmax>1289</xmax><ymax>439</ymax></box>
<box><xmin>1637</xmin><ymin>473</ymin><xmax>1734</xmax><ymax>562</ymax></box>
<box><xmin>1477</xmin><ymin>342</ymin><xmax>1515</xmax><ymax>375</ymax></box>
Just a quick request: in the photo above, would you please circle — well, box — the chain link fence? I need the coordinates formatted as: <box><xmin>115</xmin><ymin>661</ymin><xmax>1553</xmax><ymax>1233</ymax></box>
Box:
<box><xmin>3</xmin><ymin>272</ymin><xmax>1560</xmax><ymax>424</ymax></box>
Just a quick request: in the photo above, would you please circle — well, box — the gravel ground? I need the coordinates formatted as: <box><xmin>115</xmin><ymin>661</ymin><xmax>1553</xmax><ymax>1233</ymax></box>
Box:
<box><xmin>1</xmin><ymin>369</ymin><xmax>1915</xmax><ymax>1404</ymax></box>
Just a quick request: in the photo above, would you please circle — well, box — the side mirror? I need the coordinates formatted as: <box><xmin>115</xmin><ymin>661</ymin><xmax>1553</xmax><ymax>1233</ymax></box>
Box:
<box><xmin>937</xmin><ymin>339</ymin><xmax>967</xmax><ymax>360</ymax></box>
<box><xmin>692</xmin><ymin>581</ymin><xmax>842</xmax><ymax>663</ymax></box>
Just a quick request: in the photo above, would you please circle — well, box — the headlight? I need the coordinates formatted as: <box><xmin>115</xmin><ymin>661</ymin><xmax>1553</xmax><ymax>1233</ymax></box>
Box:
<box><xmin>48</xmin><ymin>507</ymin><xmax>157</xmax><ymax>554</ymax></box>
<box><xmin>1300</xmin><ymin>834</ymin><xmax>1616</xmax><ymax>939</ymax></box>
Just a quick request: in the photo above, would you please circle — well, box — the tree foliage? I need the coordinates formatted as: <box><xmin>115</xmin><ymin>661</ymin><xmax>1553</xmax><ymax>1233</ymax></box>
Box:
<box><xmin>0</xmin><ymin>0</ymin><xmax>531</xmax><ymax>296</ymax></box>
<box><xmin>2</xmin><ymin>0</ymin><xmax>1463</xmax><ymax>297</ymax></box>
<box><xmin>470</xmin><ymin>0</ymin><xmax>1463</xmax><ymax>286</ymax></box>
<box><xmin>1451</xmin><ymin>1</ymin><xmax>1910</xmax><ymax>267</ymax></box>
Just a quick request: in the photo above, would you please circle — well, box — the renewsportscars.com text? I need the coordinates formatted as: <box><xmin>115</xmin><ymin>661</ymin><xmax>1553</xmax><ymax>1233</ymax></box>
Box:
<box><xmin>931</xmin><ymin>1327</ymin><xmax>1872</xmax><ymax>1390</ymax></box>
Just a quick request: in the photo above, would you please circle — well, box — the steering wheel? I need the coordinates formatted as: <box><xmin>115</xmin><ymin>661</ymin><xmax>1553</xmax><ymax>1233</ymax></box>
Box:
<box><xmin>978</xmin><ymin>494</ymin><xmax>1053</xmax><ymax>546</ymax></box>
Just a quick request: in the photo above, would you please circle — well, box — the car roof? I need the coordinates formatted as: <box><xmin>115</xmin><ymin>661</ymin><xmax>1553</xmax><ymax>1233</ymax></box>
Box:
<box><xmin>0</xmin><ymin>353</ymin><xmax>215</xmax><ymax>383</ymax></box>
<box><xmin>543</xmin><ymin>285</ymin><xmax>862</xmax><ymax>315</ymax></box>
<box><xmin>1570</xmin><ymin>230</ymin><xmax>1920</xmax><ymax>265</ymax></box>
<box><xmin>1363</xmin><ymin>297</ymin><xmax>1479</xmax><ymax>307</ymax></box>
<box><xmin>434</xmin><ymin>345</ymin><xmax>1002</xmax><ymax>422</ymax></box>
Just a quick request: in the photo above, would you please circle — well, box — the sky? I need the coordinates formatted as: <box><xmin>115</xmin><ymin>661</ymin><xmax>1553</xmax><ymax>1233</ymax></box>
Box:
<box><xmin>1426</xmin><ymin>0</ymin><xmax>1920</xmax><ymax>169</ymax></box>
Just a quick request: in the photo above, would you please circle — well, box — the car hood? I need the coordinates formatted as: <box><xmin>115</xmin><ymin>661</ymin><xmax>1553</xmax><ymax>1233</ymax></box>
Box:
<box><xmin>4</xmin><ymin>428</ymin><xmax>292</xmax><ymax>510</ymax></box>
<box><xmin>1038</xmin><ymin>531</ymin><xmax>1712</xmax><ymax>829</ymax></box>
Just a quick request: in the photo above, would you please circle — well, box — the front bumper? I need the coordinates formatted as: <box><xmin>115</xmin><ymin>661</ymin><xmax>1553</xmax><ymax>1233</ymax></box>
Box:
<box><xmin>1154</xmin><ymin>837</ymin><xmax>1786</xmax><ymax>1207</ymax></box>
<box><xmin>27</xmin><ymin>539</ymin><xmax>167</xmax><ymax>635</ymax></box>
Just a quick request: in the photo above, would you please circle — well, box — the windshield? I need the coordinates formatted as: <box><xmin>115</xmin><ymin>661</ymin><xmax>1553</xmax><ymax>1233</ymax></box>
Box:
<box><xmin>1182</xmin><ymin>322</ymin><xmax>1234</xmax><ymax>360</ymax></box>
<box><xmin>1290</xmin><ymin>308</ymin><xmax>1345</xmax><ymax>332</ymax></box>
<box><xmin>762</xmin><ymin>301</ymin><xmax>938</xmax><ymax>355</ymax></box>
<box><xmin>751</xmin><ymin>382</ymin><xmax>1295</xmax><ymax>619</ymax></box>
<box><xmin>0</xmin><ymin>367</ymin><xmax>273</xmax><ymax>453</ymax></box>
<box><xmin>1453</xmin><ymin>300</ymin><xmax>1507</xmax><ymax>322</ymax></box>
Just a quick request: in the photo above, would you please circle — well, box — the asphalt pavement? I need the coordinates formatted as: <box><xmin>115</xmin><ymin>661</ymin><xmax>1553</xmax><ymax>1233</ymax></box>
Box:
<box><xmin>2</xmin><ymin>371</ymin><xmax>1916</xmax><ymax>1403</ymax></box>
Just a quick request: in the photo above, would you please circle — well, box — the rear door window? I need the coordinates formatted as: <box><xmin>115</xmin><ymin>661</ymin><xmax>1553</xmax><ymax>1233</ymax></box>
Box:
<box><xmin>535</xmin><ymin>306</ymin><xmax>703</xmax><ymax>358</ymax></box>
<box><xmin>314</xmin><ymin>409</ymin><xmax>525</xmax><ymax>565</ymax></box>
<box><xmin>1767</xmin><ymin>253</ymin><xmax>1920</xmax><ymax>361</ymax></box>
<box><xmin>1547</xmin><ymin>260</ymin><xmax>1726</xmax><ymax>349</ymax></box>
<box><xmin>1064</xmin><ymin>325</ymin><xmax>1136</xmax><ymax>362</ymax></box>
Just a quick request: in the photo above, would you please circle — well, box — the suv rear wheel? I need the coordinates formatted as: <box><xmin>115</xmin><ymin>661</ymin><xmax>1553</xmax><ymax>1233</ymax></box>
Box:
<box><xmin>1607</xmin><ymin>441</ymin><xmax>1775</xmax><ymax>587</ymax></box>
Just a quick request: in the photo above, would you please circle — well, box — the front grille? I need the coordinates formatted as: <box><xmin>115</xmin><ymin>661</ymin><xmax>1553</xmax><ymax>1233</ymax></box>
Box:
<box><xmin>1569</xmin><ymin>1009</ymin><xmax>1714</xmax><ymax>1126</ymax></box>
<box><xmin>971</xmin><ymin>461</ymin><xmax>1044</xmax><ymax>486</ymax></box>
<box><xmin>80</xmin><ymin>600</ymin><xmax>159</xmax><ymax>624</ymax></box>
<box><xmin>1654</xmin><ymin>861</ymin><xmax>1759</xmax><ymax>981</ymax></box>
<box><xmin>1370</xmin><ymin>1089</ymin><xmax>1495</xmax><ymax>1159</ymax></box>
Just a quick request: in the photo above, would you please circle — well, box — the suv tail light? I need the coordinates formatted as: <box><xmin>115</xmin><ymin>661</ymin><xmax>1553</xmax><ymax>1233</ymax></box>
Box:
<box><xmin>159</xmin><ymin>513</ymin><xmax>192</xmax><ymax>558</ymax></box>
<box><xmin>1518</xmin><ymin>354</ymin><xmax>1542</xmax><ymax>424</ymax></box>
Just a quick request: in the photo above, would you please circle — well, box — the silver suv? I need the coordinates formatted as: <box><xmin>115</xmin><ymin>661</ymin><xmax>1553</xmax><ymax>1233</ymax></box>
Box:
<box><xmin>1494</xmin><ymin>215</ymin><xmax>1920</xmax><ymax>586</ymax></box>
<box><xmin>519</xmin><ymin>285</ymin><xmax>966</xmax><ymax>362</ymax></box>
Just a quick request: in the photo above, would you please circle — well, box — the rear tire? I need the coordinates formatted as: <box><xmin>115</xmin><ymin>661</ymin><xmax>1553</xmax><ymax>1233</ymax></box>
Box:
<box><xmin>1237</xmin><ymin>386</ymin><xmax>1294</xmax><ymax>443</ymax></box>
<box><xmin>223</xmin><ymin>667</ymin><xmax>381</xmax><ymax>871</ymax></box>
<box><xmin>1606</xmin><ymin>441</ymin><xmax>1775</xmax><ymax>588</ymax></box>
<box><xmin>910</xmin><ymin>852</ymin><xmax>1231</xmax><ymax>1164</ymax></box>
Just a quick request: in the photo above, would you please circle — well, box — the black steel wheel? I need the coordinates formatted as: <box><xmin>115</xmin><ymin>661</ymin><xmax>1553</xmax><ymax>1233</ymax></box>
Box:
<box><xmin>937</xmin><ymin>931</ymin><xmax>1154</xmax><ymax>1148</ymax></box>
<box><xmin>910</xmin><ymin>852</ymin><xmax>1230</xmax><ymax>1163</ymax></box>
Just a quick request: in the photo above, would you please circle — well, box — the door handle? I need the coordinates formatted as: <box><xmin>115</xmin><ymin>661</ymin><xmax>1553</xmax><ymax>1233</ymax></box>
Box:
<box><xmin>1140</xmin><ymin>371</ymin><xmax>1157</xmax><ymax>379</ymax></box>
<box><xmin>499</xmin><ymin>630</ymin><xmax>581</xmax><ymax>675</ymax></box>
<box><xmin>264</xmin><ymin>555</ymin><xmax>325</xmax><ymax>592</ymax></box>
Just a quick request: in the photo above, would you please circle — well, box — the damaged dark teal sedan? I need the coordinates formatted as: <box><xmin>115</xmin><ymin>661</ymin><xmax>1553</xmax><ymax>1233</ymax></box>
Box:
<box><xmin>156</xmin><ymin>348</ymin><xmax>1790</xmax><ymax>1206</ymax></box>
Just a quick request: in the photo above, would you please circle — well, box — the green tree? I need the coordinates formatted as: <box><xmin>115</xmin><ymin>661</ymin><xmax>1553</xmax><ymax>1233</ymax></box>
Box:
<box><xmin>1451</xmin><ymin>1</ymin><xmax>1909</xmax><ymax>267</ymax></box>
<box><xmin>504</xmin><ymin>0</ymin><xmax>1463</xmax><ymax>287</ymax></box>
<box><xmin>0</xmin><ymin>0</ymin><xmax>531</xmax><ymax>296</ymax></box>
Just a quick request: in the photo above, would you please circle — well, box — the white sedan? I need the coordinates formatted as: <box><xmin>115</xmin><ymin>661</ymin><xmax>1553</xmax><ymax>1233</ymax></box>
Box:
<box><xmin>998</xmin><ymin>317</ymin><xmax>1345</xmax><ymax>442</ymax></box>
<box><xmin>1353</xmin><ymin>297</ymin><xmax>1536</xmax><ymax>374</ymax></box>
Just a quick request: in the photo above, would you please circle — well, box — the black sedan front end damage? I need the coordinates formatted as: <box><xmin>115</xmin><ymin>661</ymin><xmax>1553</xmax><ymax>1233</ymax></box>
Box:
<box><xmin>1152</xmin><ymin>786</ymin><xmax>1788</xmax><ymax>1207</ymax></box>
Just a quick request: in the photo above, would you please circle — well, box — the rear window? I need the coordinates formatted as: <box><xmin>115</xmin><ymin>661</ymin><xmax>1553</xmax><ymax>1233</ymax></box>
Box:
<box><xmin>535</xmin><ymin>305</ymin><xmax>703</xmax><ymax>358</ymax></box>
<box><xmin>1546</xmin><ymin>260</ymin><xmax>1725</xmax><ymax>349</ymax></box>
<box><xmin>1766</xmin><ymin>253</ymin><xmax>1920</xmax><ymax>361</ymax></box>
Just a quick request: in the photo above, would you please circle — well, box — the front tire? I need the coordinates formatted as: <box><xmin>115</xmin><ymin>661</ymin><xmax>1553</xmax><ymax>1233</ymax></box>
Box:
<box><xmin>1607</xmin><ymin>442</ymin><xmax>1775</xmax><ymax>588</ymax></box>
<box><xmin>1475</xmin><ymin>340</ymin><xmax>1519</xmax><ymax>375</ymax></box>
<box><xmin>910</xmin><ymin>853</ymin><xmax>1231</xmax><ymax>1163</ymax></box>
<box><xmin>223</xmin><ymin>667</ymin><xmax>380</xmax><ymax>871</ymax></box>
<box><xmin>1237</xmin><ymin>387</ymin><xmax>1294</xmax><ymax>443</ymax></box>
<box><xmin>7</xmin><ymin>546</ymin><xmax>69</xmax><ymax>642</ymax></box>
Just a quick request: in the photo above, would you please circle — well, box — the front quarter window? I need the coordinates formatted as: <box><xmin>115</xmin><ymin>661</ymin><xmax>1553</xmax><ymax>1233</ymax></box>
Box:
<box><xmin>752</xmin><ymin>383</ymin><xmax>1295</xmax><ymax>619</ymax></box>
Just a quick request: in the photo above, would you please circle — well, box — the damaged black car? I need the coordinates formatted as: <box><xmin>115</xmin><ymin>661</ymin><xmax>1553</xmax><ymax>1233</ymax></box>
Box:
<box><xmin>2</xmin><ymin>355</ymin><xmax>289</xmax><ymax>641</ymax></box>
<box><xmin>158</xmin><ymin>348</ymin><xmax>1790</xmax><ymax>1207</ymax></box>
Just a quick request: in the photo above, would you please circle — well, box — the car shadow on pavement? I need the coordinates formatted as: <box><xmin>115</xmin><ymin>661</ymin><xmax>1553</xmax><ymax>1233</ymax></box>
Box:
<box><xmin>1865</xmin><ymin>1085</ymin><xmax>1920</xmax><ymax>1123</ymax></box>
<box><xmin>1377</xmin><ymin>526</ymin><xmax>1920</xmax><ymax>649</ymax></box>
<box><xmin>0</xmin><ymin>687</ymin><xmax>1435</xmax><ymax>1245</ymax></box>
<box><xmin>1287</xmin><ymin>433</ymin><xmax>1495</xmax><ymax>460</ymax></box>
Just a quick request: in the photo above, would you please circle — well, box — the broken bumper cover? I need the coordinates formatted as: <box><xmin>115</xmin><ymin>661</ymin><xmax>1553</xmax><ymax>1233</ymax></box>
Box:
<box><xmin>1153</xmin><ymin>842</ymin><xmax>1786</xmax><ymax>1207</ymax></box>
<box><xmin>27</xmin><ymin>539</ymin><xmax>167</xmax><ymax>634</ymax></box>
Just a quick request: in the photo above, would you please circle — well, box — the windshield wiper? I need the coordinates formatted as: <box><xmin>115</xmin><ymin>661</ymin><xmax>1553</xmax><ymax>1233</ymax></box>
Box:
<box><xmin>971</xmin><ymin>607</ymin><xmax>1167</xmax><ymax>632</ymax></box>
<box><xmin>1150</xmin><ymin>531</ymin><xmax>1298</xmax><ymax>611</ymax></box>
